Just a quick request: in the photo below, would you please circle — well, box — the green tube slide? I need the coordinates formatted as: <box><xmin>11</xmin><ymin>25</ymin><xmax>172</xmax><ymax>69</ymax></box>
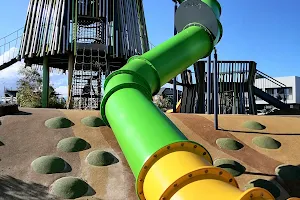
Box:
<box><xmin>101</xmin><ymin>25</ymin><xmax>214</xmax><ymax>177</ymax></box>
<box><xmin>100</xmin><ymin>0</ymin><xmax>222</xmax><ymax>198</ymax></box>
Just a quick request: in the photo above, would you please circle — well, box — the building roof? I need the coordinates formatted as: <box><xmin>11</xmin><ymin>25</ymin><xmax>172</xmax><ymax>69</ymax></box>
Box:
<box><xmin>5</xmin><ymin>89</ymin><xmax>18</xmax><ymax>97</ymax></box>
<box><xmin>157</xmin><ymin>87</ymin><xmax>183</xmax><ymax>96</ymax></box>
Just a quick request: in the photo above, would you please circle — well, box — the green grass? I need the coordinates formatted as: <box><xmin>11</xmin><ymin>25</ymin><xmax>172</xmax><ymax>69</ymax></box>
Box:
<box><xmin>81</xmin><ymin>116</ymin><xmax>106</xmax><ymax>127</ymax></box>
<box><xmin>216</xmin><ymin>138</ymin><xmax>244</xmax><ymax>150</ymax></box>
<box><xmin>244</xmin><ymin>179</ymin><xmax>280</xmax><ymax>198</ymax></box>
<box><xmin>57</xmin><ymin>137</ymin><xmax>90</xmax><ymax>152</ymax></box>
<box><xmin>214</xmin><ymin>158</ymin><xmax>246</xmax><ymax>177</ymax></box>
<box><xmin>31</xmin><ymin>156</ymin><xmax>66</xmax><ymax>174</ymax></box>
<box><xmin>45</xmin><ymin>117</ymin><xmax>73</xmax><ymax>129</ymax></box>
<box><xmin>86</xmin><ymin>150</ymin><xmax>118</xmax><ymax>166</ymax></box>
<box><xmin>243</xmin><ymin>120</ymin><xmax>266</xmax><ymax>130</ymax></box>
<box><xmin>275</xmin><ymin>164</ymin><xmax>300</xmax><ymax>181</ymax></box>
<box><xmin>252</xmin><ymin>136</ymin><xmax>281</xmax><ymax>149</ymax></box>
<box><xmin>51</xmin><ymin>177</ymin><xmax>89</xmax><ymax>199</ymax></box>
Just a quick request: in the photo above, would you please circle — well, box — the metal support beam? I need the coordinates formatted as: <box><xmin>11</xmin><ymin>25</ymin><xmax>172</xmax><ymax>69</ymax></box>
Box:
<box><xmin>172</xmin><ymin>1</ymin><xmax>178</xmax><ymax>113</ymax></box>
<box><xmin>195</xmin><ymin>61</ymin><xmax>205</xmax><ymax>113</ymax></box>
<box><xmin>207</xmin><ymin>54</ymin><xmax>211</xmax><ymax>114</ymax></box>
<box><xmin>248</xmin><ymin>61</ymin><xmax>257</xmax><ymax>115</ymax></box>
<box><xmin>213</xmin><ymin>48</ymin><xmax>218</xmax><ymax>130</ymax></box>
<box><xmin>42</xmin><ymin>56</ymin><xmax>49</xmax><ymax>108</ymax></box>
<box><xmin>67</xmin><ymin>53</ymin><xmax>74</xmax><ymax>109</ymax></box>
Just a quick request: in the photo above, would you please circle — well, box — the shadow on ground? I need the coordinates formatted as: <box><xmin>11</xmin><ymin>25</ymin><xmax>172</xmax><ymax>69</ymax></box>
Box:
<box><xmin>219</xmin><ymin>128</ymin><xmax>300</xmax><ymax>136</ymax></box>
<box><xmin>245</xmin><ymin>165</ymin><xmax>300</xmax><ymax>198</ymax></box>
<box><xmin>0</xmin><ymin>175</ymin><xmax>59</xmax><ymax>200</ymax></box>
<box><xmin>10</xmin><ymin>111</ymin><xmax>32</xmax><ymax>115</ymax></box>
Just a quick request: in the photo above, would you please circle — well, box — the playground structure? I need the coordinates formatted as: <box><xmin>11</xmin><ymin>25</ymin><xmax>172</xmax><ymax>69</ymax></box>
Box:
<box><xmin>168</xmin><ymin>61</ymin><xmax>290</xmax><ymax>115</ymax></box>
<box><xmin>0</xmin><ymin>1</ymin><xmax>290</xmax><ymax>113</ymax></box>
<box><xmin>0</xmin><ymin>0</ymin><xmax>149</xmax><ymax>109</ymax></box>
<box><xmin>0</xmin><ymin>0</ymin><xmax>297</xmax><ymax>199</ymax></box>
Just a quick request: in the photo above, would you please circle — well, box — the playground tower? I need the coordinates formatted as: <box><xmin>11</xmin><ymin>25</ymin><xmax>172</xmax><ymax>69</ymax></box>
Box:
<box><xmin>20</xmin><ymin>0</ymin><xmax>149</xmax><ymax>108</ymax></box>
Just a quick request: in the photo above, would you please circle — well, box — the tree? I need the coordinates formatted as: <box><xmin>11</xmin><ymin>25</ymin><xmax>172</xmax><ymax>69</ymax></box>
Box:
<box><xmin>153</xmin><ymin>95</ymin><xmax>172</xmax><ymax>112</ymax></box>
<box><xmin>17</xmin><ymin>67</ymin><xmax>43</xmax><ymax>107</ymax></box>
<box><xmin>48</xmin><ymin>86</ymin><xmax>66</xmax><ymax>109</ymax></box>
<box><xmin>17</xmin><ymin>67</ymin><xmax>65</xmax><ymax>108</ymax></box>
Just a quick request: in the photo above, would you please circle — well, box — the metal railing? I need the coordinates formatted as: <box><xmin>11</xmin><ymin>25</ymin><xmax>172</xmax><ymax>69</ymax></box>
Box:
<box><xmin>254</xmin><ymin>70</ymin><xmax>289</xmax><ymax>103</ymax></box>
<box><xmin>148</xmin><ymin>41</ymin><xmax>155</xmax><ymax>50</ymax></box>
<box><xmin>0</xmin><ymin>27</ymin><xmax>23</xmax><ymax>67</ymax></box>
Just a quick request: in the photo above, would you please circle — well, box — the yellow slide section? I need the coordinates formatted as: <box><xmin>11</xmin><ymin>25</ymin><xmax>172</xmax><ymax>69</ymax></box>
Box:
<box><xmin>142</xmin><ymin>148</ymin><xmax>274</xmax><ymax>200</ymax></box>
<box><xmin>166</xmin><ymin>99</ymin><xmax>182</xmax><ymax>113</ymax></box>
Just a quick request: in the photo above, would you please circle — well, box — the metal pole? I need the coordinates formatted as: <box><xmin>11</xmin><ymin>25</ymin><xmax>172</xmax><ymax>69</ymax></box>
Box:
<box><xmin>207</xmin><ymin>54</ymin><xmax>211</xmax><ymax>113</ymax></box>
<box><xmin>213</xmin><ymin>48</ymin><xmax>218</xmax><ymax>130</ymax></box>
<box><xmin>42</xmin><ymin>56</ymin><xmax>49</xmax><ymax>108</ymax></box>
<box><xmin>172</xmin><ymin>1</ymin><xmax>178</xmax><ymax>113</ymax></box>
<box><xmin>67</xmin><ymin>53</ymin><xmax>74</xmax><ymax>109</ymax></box>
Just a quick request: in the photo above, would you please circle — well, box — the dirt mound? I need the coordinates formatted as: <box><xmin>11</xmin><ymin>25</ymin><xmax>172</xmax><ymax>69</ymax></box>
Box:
<box><xmin>243</xmin><ymin>120</ymin><xmax>266</xmax><ymax>130</ymax></box>
<box><xmin>213</xmin><ymin>159</ymin><xmax>246</xmax><ymax>177</ymax></box>
<box><xmin>57</xmin><ymin>137</ymin><xmax>90</xmax><ymax>152</ymax></box>
<box><xmin>86</xmin><ymin>150</ymin><xmax>118</xmax><ymax>166</ymax></box>
<box><xmin>252</xmin><ymin>136</ymin><xmax>281</xmax><ymax>149</ymax></box>
<box><xmin>50</xmin><ymin>177</ymin><xmax>89</xmax><ymax>199</ymax></box>
<box><xmin>45</xmin><ymin>117</ymin><xmax>73</xmax><ymax>129</ymax></box>
<box><xmin>81</xmin><ymin>116</ymin><xmax>106</xmax><ymax>127</ymax></box>
<box><xmin>31</xmin><ymin>156</ymin><xmax>68</xmax><ymax>174</ymax></box>
<box><xmin>216</xmin><ymin>138</ymin><xmax>244</xmax><ymax>150</ymax></box>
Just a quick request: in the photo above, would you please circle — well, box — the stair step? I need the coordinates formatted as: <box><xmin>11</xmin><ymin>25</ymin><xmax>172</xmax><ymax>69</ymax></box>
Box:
<box><xmin>0</xmin><ymin>57</ymin><xmax>19</xmax><ymax>71</ymax></box>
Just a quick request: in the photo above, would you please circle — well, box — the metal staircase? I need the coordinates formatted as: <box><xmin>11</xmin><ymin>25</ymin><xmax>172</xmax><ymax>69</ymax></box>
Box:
<box><xmin>70</xmin><ymin>47</ymin><xmax>106</xmax><ymax>110</ymax></box>
<box><xmin>254</xmin><ymin>69</ymin><xmax>289</xmax><ymax>109</ymax></box>
<box><xmin>0</xmin><ymin>28</ymin><xmax>23</xmax><ymax>71</ymax></box>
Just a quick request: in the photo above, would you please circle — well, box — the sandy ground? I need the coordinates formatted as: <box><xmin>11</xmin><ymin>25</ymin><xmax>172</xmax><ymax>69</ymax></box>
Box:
<box><xmin>203</xmin><ymin>114</ymin><xmax>300</xmax><ymax>165</ymax></box>
<box><xmin>61</xmin><ymin>109</ymin><xmax>136</xmax><ymax>200</ymax></box>
<box><xmin>168</xmin><ymin>114</ymin><xmax>293</xmax><ymax>199</ymax></box>
<box><xmin>1</xmin><ymin>108</ymin><xmax>300</xmax><ymax>199</ymax></box>
<box><xmin>0</xmin><ymin>108</ymin><xmax>81</xmax><ymax>200</ymax></box>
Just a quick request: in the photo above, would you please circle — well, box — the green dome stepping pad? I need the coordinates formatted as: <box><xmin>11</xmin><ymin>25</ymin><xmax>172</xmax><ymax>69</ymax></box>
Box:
<box><xmin>50</xmin><ymin>177</ymin><xmax>89</xmax><ymax>199</ymax></box>
<box><xmin>243</xmin><ymin>120</ymin><xmax>266</xmax><ymax>130</ymax></box>
<box><xmin>86</xmin><ymin>150</ymin><xmax>119</xmax><ymax>166</ymax></box>
<box><xmin>216</xmin><ymin>138</ymin><xmax>244</xmax><ymax>150</ymax></box>
<box><xmin>244</xmin><ymin>179</ymin><xmax>281</xmax><ymax>198</ymax></box>
<box><xmin>31</xmin><ymin>156</ymin><xmax>71</xmax><ymax>174</ymax></box>
<box><xmin>57</xmin><ymin>137</ymin><xmax>90</xmax><ymax>152</ymax></box>
<box><xmin>81</xmin><ymin>116</ymin><xmax>106</xmax><ymax>127</ymax></box>
<box><xmin>45</xmin><ymin>117</ymin><xmax>73</xmax><ymax>129</ymax></box>
<box><xmin>252</xmin><ymin>136</ymin><xmax>281</xmax><ymax>149</ymax></box>
<box><xmin>275</xmin><ymin>164</ymin><xmax>300</xmax><ymax>181</ymax></box>
<box><xmin>214</xmin><ymin>159</ymin><xmax>246</xmax><ymax>177</ymax></box>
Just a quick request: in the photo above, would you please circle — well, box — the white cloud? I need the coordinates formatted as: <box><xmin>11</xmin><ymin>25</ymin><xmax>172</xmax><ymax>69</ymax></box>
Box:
<box><xmin>0</xmin><ymin>61</ymin><xmax>24</xmax><ymax>80</ymax></box>
<box><xmin>0</xmin><ymin>47</ymin><xmax>19</xmax><ymax>65</ymax></box>
<box><xmin>50</xmin><ymin>73</ymin><xmax>67</xmax><ymax>88</ymax></box>
<box><xmin>55</xmin><ymin>85</ymin><xmax>68</xmax><ymax>97</ymax></box>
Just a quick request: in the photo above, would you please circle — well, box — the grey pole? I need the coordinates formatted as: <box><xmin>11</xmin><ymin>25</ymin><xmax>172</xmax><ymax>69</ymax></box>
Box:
<box><xmin>172</xmin><ymin>1</ymin><xmax>178</xmax><ymax>113</ymax></box>
<box><xmin>213</xmin><ymin>47</ymin><xmax>219</xmax><ymax>130</ymax></box>
<box><xmin>207</xmin><ymin>54</ymin><xmax>211</xmax><ymax>114</ymax></box>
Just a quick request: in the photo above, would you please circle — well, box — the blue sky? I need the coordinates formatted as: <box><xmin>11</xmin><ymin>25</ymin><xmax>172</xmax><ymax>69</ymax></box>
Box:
<box><xmin>0</xmin><ymin>0</ymin><xmax>299</xmax><ymax>96</ymax></box>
